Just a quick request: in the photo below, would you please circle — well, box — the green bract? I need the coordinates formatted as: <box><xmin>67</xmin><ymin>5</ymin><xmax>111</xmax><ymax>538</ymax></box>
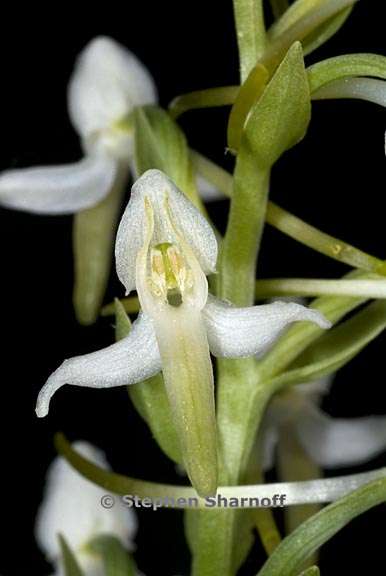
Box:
<box><xmin>59</xmin><ymin>535</ymin><xmax>85</xmax><ymax>576</ymax></box>
<box><xmin>240</xmin><ymin>42</ymin><xmax>310</xmax><ymax>169</ymax></box>
<box><xmin>87</xmin><ymin>535</ymin><xmax>137</xmax><ymax>576</ymax></box>
<box><xmin>134</xmin><ymin>105</ymin><xmax>201</xmax><ymax>208</ymax></box>
<box><xmin>73</xmin><ymin>166</ymin><xmax>129</xmax><ymax>325</ymax></box>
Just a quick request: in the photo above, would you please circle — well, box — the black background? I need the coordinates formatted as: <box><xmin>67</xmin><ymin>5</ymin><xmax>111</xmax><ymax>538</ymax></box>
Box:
<box><xmin>0</xmin><ymin>1</ymin><xmax>385</xmax><ymax>574</ymax></box>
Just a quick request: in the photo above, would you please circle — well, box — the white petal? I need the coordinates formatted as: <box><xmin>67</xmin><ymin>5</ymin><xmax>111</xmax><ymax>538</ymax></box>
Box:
<box><xmin>68</xmin><ymin>36</ymin><xmax>157</xmax><ymax>139</ymax></box>
<box><xmin>312</xmin><ymin>77</ymin><xmax>386</xmax><ymax>108</ymax></box>
<box><xmin>297</xmin><ymin>406</ymin><xmax>386</xmax><ymax>468</ymax></box>
<box><xmin>195</xmin><ymin>173</ymin><xmax>223</xmax><ymax>202</ymax></box>
<box><xmin>203</xmin><ymin>296</ymin><xmax>331</xmax><ymax>358</ymax></box>
<box><xmin>35</xmin><ymin>313</ymin><xmax>161</xmax><ymax>417</ymax></box>
<box><xmin>0</xmin><ymin>155</ymin><xmax>117</xmax><ymax>214</ymax></box>
<box><xmin>115</xmin><ymin>169</ymin><xmax>218</xmax><ymax>295</ymax></box>
<box><xmin>35</xmin><ymin>442</ymin><xmax>137</xmax><ymax>566</ymax></box>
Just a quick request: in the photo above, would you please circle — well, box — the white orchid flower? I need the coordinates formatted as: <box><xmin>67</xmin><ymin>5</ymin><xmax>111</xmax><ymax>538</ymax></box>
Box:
<box><xmin>36</xmin><ymin>169</ymin><xmax>330</xmax><ymax>496</ymax></box>
<box><xmin>0</xmin><ymin>36</ymin><xmax>156</xmax><ymax>214</ymax></box>
<box><xmin>0</xmin><ymin>37</ymin><xmax>157</xmax><ymax>325</ymax></box>
<box><xmin>0</xmin><ymin>37</ymin><xmax>216</xmax><ymax>325</ymax></box>
<box><xmin>35</xmin><ymin>441</ymin><xmax>137</xmax><ymax>576</ymax></box>
<box><xmin>262</xmin><ymin>375</ymin><xmax>386</xmax><ymax>471</ymax></box>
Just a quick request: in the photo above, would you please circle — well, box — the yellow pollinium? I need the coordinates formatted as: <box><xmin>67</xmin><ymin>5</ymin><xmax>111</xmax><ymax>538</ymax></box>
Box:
<box><xmin>150</xmin><ymin>242</ymin><xmax>191</xmax><ymax>307</ymax></box>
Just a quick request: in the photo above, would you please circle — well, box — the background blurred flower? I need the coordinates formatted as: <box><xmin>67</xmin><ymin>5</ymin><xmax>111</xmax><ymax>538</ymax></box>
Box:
<box><xmin>262</xmin><ymin>375</ymin><xmax>386</xmax><ymax>471</ymax></box>
<box><xmin>35</xmin><ymin>441</ymin><xmax>137</xmax><ymax>576</ymax></box>
<box><xmin>0</xmin><ymin>36</ymin><xmax>156</xmax><ymax>214</ymax></box>
<box><xmin>0</xmin><ymin>36</ymin><xmax>157</xmax><ymax>324</ymax></box>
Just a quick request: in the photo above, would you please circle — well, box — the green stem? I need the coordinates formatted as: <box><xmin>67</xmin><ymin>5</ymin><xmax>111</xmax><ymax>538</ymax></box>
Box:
<box><xmin>262</xmin><ymin>0</ymin><xmax>358</xmax><ymax>73</ymax></box>
<box><xmin>101</xmin><ymin>296</ymin><xmax>140</xmax><ymax>316</ymax></box>
<box><xmin>233</xmin><ymin>0</ymin><xmax>267</xmax><ymax>82</ymax></box>
<box><xmin>191</xmin><ymin>380</ymin><xmax>273</xmax><ymax>575</ymax></box>
<box><xmin>266</xmin><ymin>202</ymin><xmax>385</xmax><ymax>274</ymax></box>
<box><xmin>56</xmin><ymin>433</ymin><xmax>386</xmax><ymax>508</ymax></box>
<box><xmin>269</xmin><ymin>0</ymin><xmax>346</xmax><ymax>38</ymax></box>
<box><xmin>190</xmin><ymin>150</ymin><xmax>233</xmax><ymax>195</ymax></box>
<box><xmin>219</xmin><ymin>162</ymin><xmax>270</xmax><ymax>305</ymax></box>
<box><xmin>277</xmin><ymin>423</ymin><xmax>321</xmax><ymax>567</ymax></box>
<box><xmin>270</xmin><ymin>0</ymin><xmax>290</xmax><ymax>20</ymax></box>
<box><xmin>194</xmin><ymin>155</ymin><xmax>269</xmax><ymax>571</ymax></box>
<box><xmin>169</xmin><ymin>87</ymin><xmax>239</xmax><ymax>119</ymax></box>
<box><xmin>249</xmin><ymin>441</ymin><xmax>282</xmax><ymax>555</ymax></box>
<box><xmin>191</xmin><ymin>152</ymin><xmax>386</xmax><ymax>277</ymax></box>
<box><xmin>254</xmin><ymin>506</ymin><xmax>282</xmax><ymax>555</ymax></box>
<box><xmin>307</xmin><ymin>53</ymin><xmax>386</xmax><ymax>93</ymax></box>
<box><xmin>254</xmin><ymin>277</ymin><xmax>386</xmax><ymax>299</ymax></box>
<box><xmin>193</xmin><ymin>152</ymin><xmax>270</xmax><ymax>574</ymax></box>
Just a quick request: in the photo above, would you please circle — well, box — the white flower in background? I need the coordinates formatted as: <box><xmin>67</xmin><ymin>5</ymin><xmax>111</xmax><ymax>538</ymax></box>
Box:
<box><xmin>0</xmin><ymin>36</ymin><xmax>156</xmax><ymax>214</ymax></box>
<box><xmin>35</xmin><ymin>169</ymin><xmax>330</xmax><ymax>495</ymax></box>
<box><xmin>262</xmin><ymin>375</ymin><xmax>386</xmax><ymax>471</ymax></box>
<box><xmin>35</xmin><ymin>441</ymin><xmax>137</xmax><ymax>576</ymax></box>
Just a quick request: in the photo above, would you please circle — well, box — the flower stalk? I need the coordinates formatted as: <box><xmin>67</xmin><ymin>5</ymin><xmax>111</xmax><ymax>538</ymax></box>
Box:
<box><xmin>55</xmin><ymin>434</ymin><xmax>386</xmax><ymax>509</ymax></box>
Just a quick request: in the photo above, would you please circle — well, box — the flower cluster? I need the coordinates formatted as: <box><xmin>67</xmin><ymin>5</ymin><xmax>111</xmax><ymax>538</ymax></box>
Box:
<box><xmin>1</xmin><ymin>2</ymin><xmax>385</xmax><ymax>573</ymax></box>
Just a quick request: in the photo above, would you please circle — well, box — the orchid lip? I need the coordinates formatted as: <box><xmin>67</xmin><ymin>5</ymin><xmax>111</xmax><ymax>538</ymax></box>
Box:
<box><xmin>133</xmin><ymin>190</ymin><xmax>217</xmax><ymax>497</ymax></box>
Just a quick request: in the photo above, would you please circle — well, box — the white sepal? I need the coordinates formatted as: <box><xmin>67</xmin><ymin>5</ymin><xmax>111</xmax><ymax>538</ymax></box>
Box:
<box><xmin>115</xmin><ymin>169</ymin><xmax>218</xmax><ymax>295</ymax></box>
<box><xmin>68</xmin><ymin>36</ymin><xmax>157</xmax><ymax>140</ymax></box>
<box><xmin>0</xmin><ymin>155</ymin><xmax>116</xmax><ymax>214</ymax></box>
<box><xmin>203</xmin><ymin>296</ymin><xmax>331</xmax><ymax>358</ymax></box>
<box><xmin>35</xmin><ymin>441</ymin><xmax>137</xmax><ymax>574</ymax></box>
<box><xmin>297</xmin><ymin>406</ymin><xmax>386</xmax><ymax>468</ymax></box>
<box><xmin>36</xmin><ymin>313</ymin><xmax>161</xmax><ymax>417</ymax></box>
